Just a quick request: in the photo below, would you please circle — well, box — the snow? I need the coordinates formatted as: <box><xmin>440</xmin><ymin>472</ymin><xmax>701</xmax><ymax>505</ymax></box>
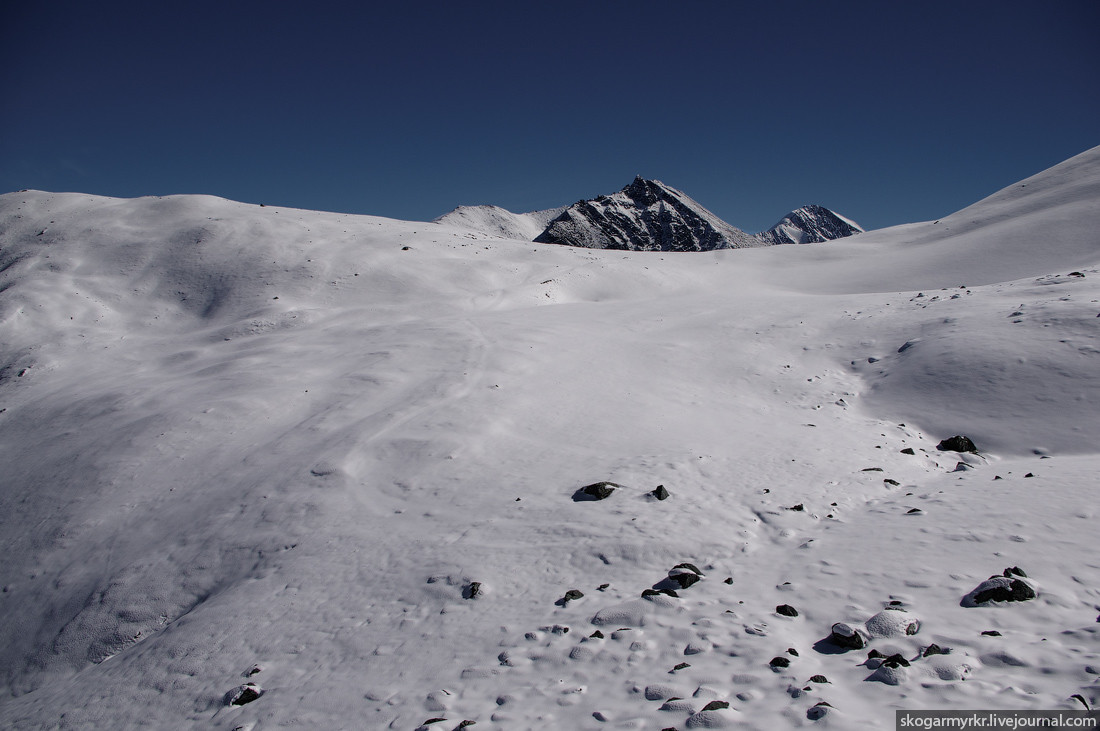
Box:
<box><xmin>0</xmin><ymin>145</ymin><xmax>1099</xmax><ymax>729</ymax></box>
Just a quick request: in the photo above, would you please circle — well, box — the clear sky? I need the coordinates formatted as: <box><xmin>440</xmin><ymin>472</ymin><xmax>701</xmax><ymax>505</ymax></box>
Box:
<box><xmin>2</xmin><ymin>1</ymin><xmax>1098</xmax><ymax>233</ymax></box>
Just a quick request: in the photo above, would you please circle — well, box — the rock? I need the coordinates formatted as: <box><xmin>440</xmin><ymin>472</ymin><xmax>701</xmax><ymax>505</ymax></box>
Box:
<box><xmin>573</xmin><ymin>482</ymin><xmax>621</xmax><ymax>501</ymax></box>
<box><xmin>787</xmin><ymin>503</ymin><xmax>805</xmax><ymax>511</ymax></box>
<box><xmin>672</xmin><ymin>562</ymin><xmax>703</xmax><ymax>575</ymax></box>
<box><xmin>809</xmin><ymin>674</ymin><xmax>829</xmax><ymax>683</ymax></box>
<box><xmin>557</xmin><ymin>589</ymin><xmax>584</xmax><ymax>605</ymax></box>
<box><xmin>884</xmin><ymin>478</ymin><xmax>900</xmax><ymax>486</ymax></box>
<box><xmin>463</xmin><ymin>581</ymin><xmax>482</xmax><ymax>600</ymax></box>
<box><xmin>702</xmin><ymin>701</ymin><xmax>730</xmax><ymax>711</ymax></box>
<box><xmin>225</xmin><ymin>683</ymin><xmax>263</xmax><ymax>706</ymax></box>
<box><xmin>769</xmin><ymin>656</ymin><xmax>791</xmax><ymax>669</ymax></box>
<box><xmin>882</xmin><ymin>653</ymin><xmax>910</xmax><ymax>668</ymax></box>
<box><xmin>589</xmin><ymin>630</ymin><xmax>604</xmax><ymax>639</ymax></box>
<box><xmin>827</xmin><ymin>622</ymin><xmax>867</xmax><ymax>650</ymax></box>
<box><xmin>672</xmin><ymin>662</ymin><xmax>691</xmax><ymax>672</ymax></box>
<box><xmin>776</xmin><ymin>604</ymin><xmax>798</xmax><ymax>617</ymax></box>
<box><xmin>666</xmin><ymin>565</ymin><xmax>703</xmax><ymax>590</ymax></box>
<box><xmin>963</xmin><ymin>575</ymin><xmax>1037</xmax><ymax>606</ymax></box>
<box><xmin>652</xmin><ymin>484</ymin><xmax>670</xmax><ymax>500</ymax></box>
<box><xmin>1003</xmin><ymin>566</ymin><xmax>1027</xmax><ymax>578</ymax></box>
<box><xmin>922</xmin><ymin>644</ymin><xmax>949</xmax><ymax>657</ymax></box>
<box><xmin>865</xmin><ymin>609</ymin><xmax>920</xmax><ymax>638</ymax></box>
<box><xmin>981</xmin><ymin>630</ymin><xmax>1002</xmax><ymax>637</ymax></box>
<box><xmin>807</xmin><ymin>701</ymin><xmax>834</xmax><ymax>720</ymax></box>
<box><xmin>937</xmin><ymin>435</ymin><xmax>978</xmax><ymax>453</ymax></box>
<box><xmin>900</xmin><ymin>447</ymin><xmax>915</xmax><ymax>455</ymax></box>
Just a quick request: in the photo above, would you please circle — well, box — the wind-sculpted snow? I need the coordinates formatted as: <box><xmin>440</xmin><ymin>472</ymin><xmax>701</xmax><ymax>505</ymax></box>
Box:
<box><xmin>0</xmin><ymin>145</ymin><xmax>1098</xmax><ymax>729</ymax></box>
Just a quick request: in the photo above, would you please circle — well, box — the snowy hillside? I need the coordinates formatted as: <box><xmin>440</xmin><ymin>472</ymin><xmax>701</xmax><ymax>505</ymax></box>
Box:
<box><xmin>534</xmin><ymin>176</ymin><xmax>761</xmax><ymax>251</ymax></box>
<box><xmin>0</xmin><ymin>146</ymin><xmax>1099</xmax><ymax>730</ymax></box>
<box><xmin>433</xmin><ymin>204</ymin><xmax>566</xmax><ymax>242</ymax></box>
<box><xmin>758</xmin><ymin>204</ymin><xmax>864</xmax><ymax>245</ymax></box>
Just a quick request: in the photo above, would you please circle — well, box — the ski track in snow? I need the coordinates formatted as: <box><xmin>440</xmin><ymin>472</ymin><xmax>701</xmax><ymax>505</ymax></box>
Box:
<box><xmin>0</xmin><ymin>147</ymin><xmax>1098</xmax><ymax>729</ymax></box>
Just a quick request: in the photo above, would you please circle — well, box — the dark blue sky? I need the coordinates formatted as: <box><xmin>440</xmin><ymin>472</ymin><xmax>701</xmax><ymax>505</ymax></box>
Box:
<box><xmin>3</xmin><ymin>1</ymin><xmax>1098</xmax><ymax>232</ymax></box>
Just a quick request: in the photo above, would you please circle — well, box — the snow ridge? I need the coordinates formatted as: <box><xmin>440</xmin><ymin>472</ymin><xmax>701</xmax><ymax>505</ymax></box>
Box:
<box><xmin>433</xmin><ymin>204</ymin><xmax>565</xmax><ymax>241</ymax></box>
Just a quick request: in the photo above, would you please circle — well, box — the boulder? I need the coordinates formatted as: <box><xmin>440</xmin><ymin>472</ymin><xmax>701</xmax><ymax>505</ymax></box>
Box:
<box><xmin>573</xmin><ymin>481</ymin><xmax>621</xmax><ymax>501</ymax></box>
<box><xmin>937</xmin><ymin>435</ymin><xmax>978</xmax><ymax>453</ymax></box>
<box><xmin>963</xmin><ymin>575</ymin><xmax>1037</xmax><ymax>606</ymax></box>
<box><xmin>827</xmin><ymin>622</ymin><xmax>867</xmax><ymax>650</ymax></box>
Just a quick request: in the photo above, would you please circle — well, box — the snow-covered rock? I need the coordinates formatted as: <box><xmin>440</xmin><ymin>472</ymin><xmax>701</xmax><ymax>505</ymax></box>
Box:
<box><xmin>757</xmin><ymin>204</ymin><xmax>864</xmax><ymax>244</ymax></box>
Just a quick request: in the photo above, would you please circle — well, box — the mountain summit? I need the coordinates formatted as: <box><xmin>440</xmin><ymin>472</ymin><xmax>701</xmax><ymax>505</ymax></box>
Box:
<box><xmin>758</xmin><ymin>204</ymin><xmax>864</xmax><ymax>245</ymax></box>
<box><xmin>533</xmin><ymin>176</ymin><xmax>760</xmax><ymax>252</ymax></box>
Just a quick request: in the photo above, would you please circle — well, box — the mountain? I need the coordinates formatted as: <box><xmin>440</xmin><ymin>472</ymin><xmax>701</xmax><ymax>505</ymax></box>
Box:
<box><xmin>533</xmin><ymin>176</ymin><xmax>761</xmax><ymax>251</ymax></box>
<box><xmin>433</xmin><ymin>204</ymin><xmax>565</xmax><ymax>241</ymax></box>
<box><xmin>757</xmin><ymin>203</ymin><xmax>864</xmax><ymax>244</ymax></box>
<box><xmin>1</xmin><ymin>146</ymin><xmax>1099</xmax><ymax>729</ymax></box>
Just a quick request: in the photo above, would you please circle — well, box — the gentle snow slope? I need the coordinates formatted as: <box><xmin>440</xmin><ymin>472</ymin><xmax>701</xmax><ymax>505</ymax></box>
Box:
<box><xmin>0</xmin><ymin>146</ymin><xmax>1098</xmax><ymax>730</ymax></box>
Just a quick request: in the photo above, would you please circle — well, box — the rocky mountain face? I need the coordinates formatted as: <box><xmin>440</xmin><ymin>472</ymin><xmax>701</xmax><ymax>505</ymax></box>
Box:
<box><xmin>533</xmin><ymin>176</ymin><xmax>761</xmax><ymax>252</ymax></box>
<box><xmin>436</xmin><ymin>178</ymin><xmax>861</xmax><ymax>251</ymax></box>
<box><xmin>757</xmin><ymin>204</ymin><xmax>864</xmax><ymax>245</ymax></box>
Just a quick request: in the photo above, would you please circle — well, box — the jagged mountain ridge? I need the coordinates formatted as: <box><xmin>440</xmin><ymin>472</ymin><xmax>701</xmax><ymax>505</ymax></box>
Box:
<box><xmin>533</xmin><ymin>176</ymin><xmax>760</xmax><ymax>252</ymax></box>
<box><xmin>436</xmin><ymin>176</ymin><xmax>861</xmax><ymax>251</ymax></box>
<box><xmin>758</xmin><ymin>203</ymin><xmax>864</xmax><ymax>244</ymax></box>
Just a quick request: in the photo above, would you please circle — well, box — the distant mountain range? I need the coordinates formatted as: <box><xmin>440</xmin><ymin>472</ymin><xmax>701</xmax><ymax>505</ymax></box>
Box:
<box><xmin>435</xmin><ymin>176</ymin><xmax>863</xmax><ymax>251</ymax></box>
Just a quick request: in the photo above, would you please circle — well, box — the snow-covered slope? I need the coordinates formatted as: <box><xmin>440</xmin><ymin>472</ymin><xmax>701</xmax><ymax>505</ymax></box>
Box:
<box><xmin>758</xmin><ymin>204</ymin><xmax>864</xmax><ymax>244</ymax></box>
<box><xmin>0</xmin><ymin>146</ymin><xmax>1098</xmax><ymax>730</ymax></box>
<box><xmin>534</xmin><ymin>176</ymin><xmax>761</xmax><ymax>251</ymax></box>
<box><xmin>433</xmin><ymin>204</ymin><xmax>566</xmax><ymax>241</ymax></box>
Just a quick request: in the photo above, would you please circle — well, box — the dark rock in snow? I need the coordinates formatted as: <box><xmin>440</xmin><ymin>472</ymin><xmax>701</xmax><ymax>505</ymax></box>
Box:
<box><xmin>1003</xmin><ymin>566</ymin><xmax>1028</xmax><ymax>578</ymax></box>
<box><xmin>769</xmin><ymin>656</ymin><xmax>791</xmax><ymax>669</ymax></box>
<box><xmin>702</xmin><ymin>700</ymin><xmax>730</xmax><ymax>711</ymax></box>
<box><xmin>882</xmin><ymin>653</ymin><xmax>910</xmax><ymax>668</ymax></box>
<box><xmin>776</xmin><ymin>604</ymin><xmax>799</xmax><ymax>617</ymax></box>
<box><xmin>226</xmin><ymin>683</ymin><xmax>263</xmax><ymax>706</ymax></box>
<box><xmin>963</xmin><ymin>573</ymin><xmax>1037</xmax><ymax>606</ymax></box>
<box><xmin>827</xmin><ymin>622</ymin><xmax>867</xmax><ymax>650</ymax></box>
<box><xmin>652</xmin><ymin>484</ymin><xmax>670</xmax><ymax>500</ymax></box>
<box><xmin>807</xmin><ymin>701</ymin><xmax>834</xmax><ymax>720</ymax></box>
<box><xmin>573</xmin><ymin>481</ymin><xmax>621</xmax><ymax>501</ymax></box>
<box><xmin>464</xmin><ymin>581</ymin><xmax>482</xmax><ymax>600</ymax></box>
<box><xmin>922</xmin><ymin>644</ymin><xmax>950</xmax><ymax>657</ymax></box>
<box><xmin>884</xmin><ymin>478</ymin><xmax>900</xmax><ymax>486</ymax></box>
<box><xmin>937</xmin><ymin>435</ymin><xmax>978</xmax><ymax>453</ymax></box>
<box><xmin>981</xmin><ymin>630</ymin><xmax>1003</xmax><ymax>637</ymax></box>
<box><xmin>557</xmin><ymin>589</ymin><xmax>584</xmax><ymax>606</ymax></box>
<box><xmin>809</xmin><ymin>674</ymin><xmax>829</xmax><ymax>684</ymax></box>
<box><xmin>787</xmin><ymin>503</ymin><xmax>805</xmax><ymax>511</ymax></box>
<box><xmin>900</xmin><ymin>447</ymin><xmax>916</xmax><ymax>455</ymax></box>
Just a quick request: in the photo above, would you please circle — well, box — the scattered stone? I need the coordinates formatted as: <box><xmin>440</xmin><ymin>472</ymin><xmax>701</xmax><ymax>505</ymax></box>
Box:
<box><xmin>464</xmin><ymin>582</ymin><xmax>482</xmax><ymax>600</ymax></box>
<box><xmin>862</xmin><ymin>467</ymin><xmax>884</xmax><ymax>472</ymax></box>
<box><xmin>787</xmin><ymin>648</ymin><xmax>799</xmax><ymax>656</ymax></box>
<box><xmin>882</xmin><ymin>653</ymin><xmax>910</xmax><ymax>668</ymax></box>
<box><xmin>1003</xmin><ymin>566</ymin><xmax>1027</xmax><ymax>578</ymax></box>
<box><xmin>652</xmin><ymin>484</ymin><xmax>671</xmax><ymax>500</ymax></box>
<box><xmin>787</xmin><ymin>503</ymin><xmax>805</xmax><ymax>511</ymax></box>
<box><xmin>900</xmin><ymin>447</ymin><xmax>915</xmax><ymax>455</ymax></box>
<box><xmin>884</xmin><ymin>478</ymin><xmax>900</xmax><ymax>486</ymax></box>
<box><xmin>769</xmin><ymin>656</ymin><xmax>791</xmax><ymax>669</ymax></box>
<box><xmin>559</xmin><ymin>589</ymin><xmax>584</xmax><ymax>605</ymax></box>
<box><xmin>666</xmin><ymin>566</ymin><xmax>702</xmax><ymax>590</ymax></box>
<box><xmin>590</xmin><ymin>630</ymin><xmax>604</xmax><ymax>639</ymax></box>
<box><xmin>922</xmin><ymin>644</ymin><xmax>950</xmax><ymax>657</ymax></box>
<box><xmin>673</xmin><ymin>562</ymin><xmax>703</xmax><ymax>575</ymax></box>
<box><xmin>573</xmin><ymin>481</ymin><xmax>621</xmax><ymax>501</ymax></box>
<box><xmin>937</xmin><ymin>435</ymin><xmax>978</xmax><ymax>453</ymax></box>
<box><xmin>1068</xmin><ymin>271</ymin><xmax>1085</xmax><ymax>277</ymax></box>
<box><xmin>906</xmin><ymin>508</ymin><xmax>922</xmax><ymax>514</ymax></box>
<box><xmin>723</xmin><ymin>577</ymin><xmax>733</xmax><ymax>585</ymax></box>
<box><xmin>672</xmin><ymin>662</ymin><xmax>691</xmax><ymax>672</ymax></box>
<box><xmin>827</xmin><ymin>622</ymin><xmax>867</xmax><ymax>650</ymax></box>
<box><xmin>1024</xmin><ymin>472</ymin><xmax>1035</xmax><ymax>478</ymax></box>
<box><xmin>807</xmin><ymin>701</ymin><xmax>834</xmax><ymax>721</ymax></box>
<box><xmin>776</xmin><ymin>604</ymin><xmax>799</xmax><ymax>617</ymax></box>
<box><xmin>702</xmin><ymin>701</ymin><xmax>730</xmax><ymax>711</ymax></box>
<box><xmin>809</xmin><ymin>675</ymin><xmax>829</xmax><ymax>684</ymax></box>
<box><xmin>598</xmin><ymin>583</ymin><xmax>609</xmax><ymax>591</ymax></box>
<box><xmin>1070</xmin><ymin>694</ymin><xmax>1090</xmax><ymax>710</ymax></box>
<box><xmin>225</xmin><ymin>683</ymin><xmax>263</xmax><ymax>706</ymax></box>
<box><xmin>867</xmin><ymin>649</ymin><xmax>885</xmax><ymax>659</ymax></box>
<box><xmin>981</xmin><ymin>630</ymin><xmax>1002</xmax><ymax>637</ymax></box>
<box><xmin>455</xmin><ymin>722</ymin><xmax>476</xmax><ymax>730</ymax></box>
